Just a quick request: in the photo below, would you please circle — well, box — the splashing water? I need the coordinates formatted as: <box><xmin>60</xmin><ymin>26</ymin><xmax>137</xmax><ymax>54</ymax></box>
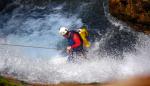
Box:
<box><xmin>0</xmin><ymin>0</ymin><xmax>150</xmax><ymax>84</ymax></box>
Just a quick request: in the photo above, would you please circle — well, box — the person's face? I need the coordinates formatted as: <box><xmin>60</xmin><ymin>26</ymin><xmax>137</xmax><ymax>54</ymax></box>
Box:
<box><xmin>63</xmin><ymin>34</ymin><xmax>68</xmax><ymax>38</ymax></box>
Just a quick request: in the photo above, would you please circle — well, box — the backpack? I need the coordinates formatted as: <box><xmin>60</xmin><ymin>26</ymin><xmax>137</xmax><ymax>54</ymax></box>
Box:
<box><xmin>78</xmin><ymin>26</ymin><xmax>91</xmax><ymax>48</ymax></box>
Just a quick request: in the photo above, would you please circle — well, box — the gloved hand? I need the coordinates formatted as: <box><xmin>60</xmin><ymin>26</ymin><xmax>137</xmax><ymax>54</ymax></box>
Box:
<box><xmin>66</xmin><ymin>46</ymin><xmax>72</xmax><ymax>54</ymax></box>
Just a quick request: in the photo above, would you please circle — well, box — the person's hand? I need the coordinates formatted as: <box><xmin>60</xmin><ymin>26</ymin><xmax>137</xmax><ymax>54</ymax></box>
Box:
<box><xmin>66</xmin><ymin>46</ymin><xmax>72</xmax><ymax>54</ymax></box>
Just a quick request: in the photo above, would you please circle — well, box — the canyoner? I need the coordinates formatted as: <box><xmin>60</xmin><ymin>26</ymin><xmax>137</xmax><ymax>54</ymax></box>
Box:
<box><xmin>59</xmin><ymin>26</ymin><xmax>91</xmax><ymax>62</ymax></box>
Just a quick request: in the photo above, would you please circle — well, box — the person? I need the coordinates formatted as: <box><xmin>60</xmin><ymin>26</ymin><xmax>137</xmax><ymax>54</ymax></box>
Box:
<box><xmin>59</xmin><ymin>26</ymin><xmax>86</xmax><ymax>61</ymax></box>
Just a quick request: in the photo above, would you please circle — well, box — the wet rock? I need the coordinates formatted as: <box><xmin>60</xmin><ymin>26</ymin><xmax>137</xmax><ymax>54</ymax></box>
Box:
<box><xmin>109</xmin><ymin>0</ymin><xmax>150</xmax><ymax>34</ymax></box>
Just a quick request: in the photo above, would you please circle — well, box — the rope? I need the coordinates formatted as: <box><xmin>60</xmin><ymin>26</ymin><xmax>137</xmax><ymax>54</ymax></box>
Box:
<box><xmin>0</xmin><ymin>43</ymin><xmax>58</xmax><ymax>50</ymax></box>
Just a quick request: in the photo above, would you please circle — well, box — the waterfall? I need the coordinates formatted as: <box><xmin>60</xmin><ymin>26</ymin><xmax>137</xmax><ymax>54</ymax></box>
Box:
<box><xmin>0</xmin><ymin>0</ymin><xmax>150</xmax><ymax>84</ymax></box>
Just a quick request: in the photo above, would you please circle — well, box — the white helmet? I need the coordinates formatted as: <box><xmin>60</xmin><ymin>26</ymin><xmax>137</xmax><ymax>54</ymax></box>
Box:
<box><xmin>59</xmin><ymin>27</ymin><xmax>68</xmax><ymax>35</ymax></box>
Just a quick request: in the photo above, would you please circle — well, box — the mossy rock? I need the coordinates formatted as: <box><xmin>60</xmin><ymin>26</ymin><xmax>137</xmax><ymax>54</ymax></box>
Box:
<box><xmin>0</xmin><ymin>76</ymin><xmax>26</xmax><ymax>86</ymax></box>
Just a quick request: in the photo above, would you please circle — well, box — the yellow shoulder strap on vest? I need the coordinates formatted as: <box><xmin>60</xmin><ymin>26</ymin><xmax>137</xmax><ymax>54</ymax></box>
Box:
<box><xmin>79</xmin><ymin>27</ymin><xmax>91</xmax><ymax>48</ymax></box>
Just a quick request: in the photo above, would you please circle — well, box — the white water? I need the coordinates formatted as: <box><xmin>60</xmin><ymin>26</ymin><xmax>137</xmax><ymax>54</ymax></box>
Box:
<box><xmin>0</xmin><ymin>0</ymin><xmax>150</xmax><ymax>84</ymax></box>
<box><xmin>0</xmin><ymin>33</ymin><xmax>150</xmax><ymax>84</ymax></box>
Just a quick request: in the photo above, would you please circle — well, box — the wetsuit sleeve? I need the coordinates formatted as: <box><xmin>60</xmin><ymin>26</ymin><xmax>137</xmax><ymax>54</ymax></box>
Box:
<box><xmin>71</xmin><ymin>33</ymin><xmax>81</xmax><ymax>49</ymax></box>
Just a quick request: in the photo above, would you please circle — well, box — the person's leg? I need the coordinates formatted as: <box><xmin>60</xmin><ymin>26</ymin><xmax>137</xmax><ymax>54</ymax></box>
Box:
<box><xmin>81</xmin><ymin>50</ymin><xmax>87</xmax><ymax>59</ymax></box>
<box><xmin>67</xmin><ymin>52</ymin><xmax>74</xmax><ymax>62</ymax></box>
<box><xmin>76</xmin><ymin>49</ymin><xmax>87</xmax><ymax>59</ymax></box>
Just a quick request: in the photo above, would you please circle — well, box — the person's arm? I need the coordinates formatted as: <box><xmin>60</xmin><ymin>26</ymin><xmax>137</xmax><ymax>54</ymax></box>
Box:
<box><xmin>71</xmin><ymin>33</ymin><xmax>81</xmax><ymax>49</ymax></box>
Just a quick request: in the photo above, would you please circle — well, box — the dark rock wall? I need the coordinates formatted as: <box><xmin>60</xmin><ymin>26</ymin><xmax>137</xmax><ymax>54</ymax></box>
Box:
<box><xmin>109</xmin><ymin>0</ymin><xmax>150</xmax><ymax>34</ymax></box>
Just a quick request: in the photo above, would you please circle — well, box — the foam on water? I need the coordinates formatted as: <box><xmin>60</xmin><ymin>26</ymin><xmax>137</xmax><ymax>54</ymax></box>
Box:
<box><xmin>0</xmin><ymin>33</ymin><xmax>150</xmax><ymax>84</ymax></box>
<box><xmin>0</xmin><ymin>0</ymin><xmax>150</xmax><ymax>84</ymax></box>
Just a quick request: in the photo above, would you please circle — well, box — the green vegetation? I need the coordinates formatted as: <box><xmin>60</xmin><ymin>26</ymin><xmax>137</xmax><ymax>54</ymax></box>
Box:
<box><xmin>0</xmin><ymin>76</ymin><xmax>25</xmax><ymax>86</ymax></box>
